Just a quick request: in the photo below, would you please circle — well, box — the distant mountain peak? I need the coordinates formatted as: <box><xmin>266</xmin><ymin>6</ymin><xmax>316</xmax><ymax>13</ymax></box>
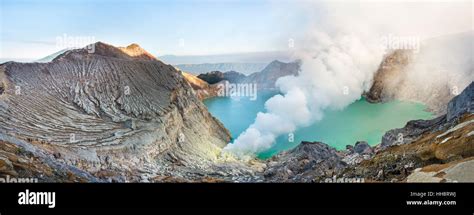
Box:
<box><xmin>269</xmin><ymin>60</ymin><xmax>283</xmax><ymax>64</ymax></box>
<box><xmin>53</xmin><ymin>41</ymin><xmax>158</xmax><ymax>62</ymax></box>
<box><xmin>126</xmin><ymin>43</ymin><xmax>141</xmax><ymax>48</ymax></box>
<box><xmin>35</xmin><ymin>48</ymin><xmax>71</xmax><ymax>63</ymax></box>
<box><xmin>118</xmin><ymin>43</ymin><xmax>157</xmax><ymax>60</ymax></box>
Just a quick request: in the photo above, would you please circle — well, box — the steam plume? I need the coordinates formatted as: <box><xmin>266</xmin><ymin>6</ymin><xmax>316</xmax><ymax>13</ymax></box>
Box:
<box><xmin>224</xmin><ymin>0</ymin><xmax>473</xmax><ymax>158</ymax></box>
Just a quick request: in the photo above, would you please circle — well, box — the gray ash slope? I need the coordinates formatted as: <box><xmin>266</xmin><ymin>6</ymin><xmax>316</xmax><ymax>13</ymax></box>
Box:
<box><xmin>0</xmin><ymin>42</ymin><xmax>259</xmax><ymax>182</ymax></box>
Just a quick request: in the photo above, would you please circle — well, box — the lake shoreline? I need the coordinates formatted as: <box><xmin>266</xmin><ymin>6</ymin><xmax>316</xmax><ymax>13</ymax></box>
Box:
<box><xmin>203</xmin><ymin>91</ymin><xmax>434</xmax><ymax>159</ymax></box>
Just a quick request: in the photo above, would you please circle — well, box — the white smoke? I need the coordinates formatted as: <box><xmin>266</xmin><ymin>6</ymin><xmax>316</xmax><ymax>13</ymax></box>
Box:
<box><xmin>389</xmin><ymin>31</ymin><xmax>474</xmax><ymax>112</ymax></box>
<box><xmin>224</xmin><ymin>0</ymin><xmax>473</xmax><ymax>158</ymax></box>
<box><xmin>224</xmin><ymin>30</ymin><xmax>384</xmax><ymax>157</ymax></box>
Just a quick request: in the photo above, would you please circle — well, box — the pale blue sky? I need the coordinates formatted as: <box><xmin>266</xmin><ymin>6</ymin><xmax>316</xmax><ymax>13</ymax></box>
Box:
<box><xmin>0</xmin><ymin>0</ymin><xmax>310</xmax><ymax>59</ymax></box>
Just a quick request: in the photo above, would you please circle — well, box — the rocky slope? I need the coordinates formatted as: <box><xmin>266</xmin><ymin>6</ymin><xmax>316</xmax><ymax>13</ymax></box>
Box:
<box><xmin>0</xmin><ymin>42</ymin><xmax>261</xmax><ymax>182</ymax></box>
<box><xmin>181</xmin><ymin>71</ymin><xmax>223</xmax><ymax>100</ymax></box>
<box><xmin>365</xmin><ymin>49</ymin><xmax>455</xmax><ymax>115</ymax></box>
<box><xmin>366</xmin><ymin>32</ymin><xmax>473</xmax><ymax>115</ymax></box>
<box><xmin>365</xmin><ymin>50</ymin><xmax>412</xmax><ymax>103</ymax></box>
<box><xmin>268</xmin><ymin>82</ymin><xmax>473</xmax><ymax>182</ymax></box>
<box><xmin>35</xmin><ymin>48</ymin><xmax>70</xmax><ymax>63</ymax></box>
<box><xmin>339</xmin><ymin>112</ymin><xmax>473</xmax><ymax>183</ymax></box>
<box><xmin>0</xmin><ymin>138</ymin><xmax>97</xmax><ymax>182</ymax></box>
<box><xmin>264</xmin><ymin>141</ymin><xmax>347</xmax><ymax>182</ymax></box>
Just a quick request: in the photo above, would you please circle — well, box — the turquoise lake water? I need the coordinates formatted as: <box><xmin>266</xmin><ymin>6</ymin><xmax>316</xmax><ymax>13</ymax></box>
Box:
<box><xmin>204</xmin><ymin>91</ymin><xmax>433</xmax><ymax>159</ymax></box>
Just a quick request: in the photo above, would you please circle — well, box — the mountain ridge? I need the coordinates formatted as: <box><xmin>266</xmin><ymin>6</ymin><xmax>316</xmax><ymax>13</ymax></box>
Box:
<box><xmin>0</xmin><ymin>42</ymin><xmax>262</xmax><ymax>182</ymax></box>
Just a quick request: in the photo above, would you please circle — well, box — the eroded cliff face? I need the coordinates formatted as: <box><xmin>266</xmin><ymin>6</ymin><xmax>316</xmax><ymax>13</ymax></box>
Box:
<box><xmin>0</xmin><ymin>42</ymin><xmax>261</xmax><ymax>182</ymax></box>
<box><xmin>365</xmin><ymin>49</ymin><xmax>456</xmax><ymax>115</ymax></box>
<box><xmin>181</xmin><ymin>71</ymin><xmax>223</xmax><ymax>100</ymax></box>
<box><xmin>366</xmin><ymin>32</ymin><xmax>474</xmax><ymax>115</ymax></box>
<box><xmin>365</xmin><ymin>50</ymin><xmax>412</xmax><ymax>103</ymax></box>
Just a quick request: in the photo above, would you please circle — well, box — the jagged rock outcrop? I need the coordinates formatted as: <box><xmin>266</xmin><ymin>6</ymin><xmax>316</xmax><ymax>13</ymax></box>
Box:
<box><xmin>365</xmin><ymin>50</ymin><xmax>412</xmax><ymax>103</ymax></box>
<box><xmin>366</xmin><ymin>32</ymin><xmax>474</xmax><ymax>115</ymax></box>
<box><xmin>197</xmin><ymin>71</ymin><xmax>245</xmax><ymax>84</ymax></box>
<box><xmin>0</xmin><ymin>42</ymin><xmax>261</xmax><ymax>182</ymax></box>
<box><xmin>447</xmin><ymin>82</ymin><xmax>474</xmax><ymax>121</ymax></box>
<box><xmin>353</xmin><ymin>141</ymin><xmax>373</xmax><ymax>155</ymax></box>
<box><xmin>382</xmin><ymin>82</ymin><xmax>473</xmax><ymax>149</ymax></box>
<box><xmin>339</xmin><ymin>83</ymin><xmax>474</xmax><ymax>182</ymax></box>
<box><xmin>339</xmin><ymin>113</ymin><xmax>473</xmax><ymax>182</ymax></box>
<box><xmin>407</xmin><ymin>158</ymin><xmax>474</xmax><ymax>182</ymax></box>
<box><xmin>380</xmin><ymin>116</ymin><xmax>447</xmax><ymax>149</ymax></box>
<box><xmin>365</xmin><ymin>48</ymin><xmax>457</xmax><ymax>115</ymax></box>
<box><xmin>263</xmin><ymin>141</ymin><xmax>346</xmax><ymax>182</ymax></box>
<box><xmin>341</xmin><ymin>141</ymin><xmax>375</xmax><ymax>166</ymax></box>
<box><xmin>181</xmin><ymin>71</ymin><xmax>221</xmax><ymax>100</ymax></box>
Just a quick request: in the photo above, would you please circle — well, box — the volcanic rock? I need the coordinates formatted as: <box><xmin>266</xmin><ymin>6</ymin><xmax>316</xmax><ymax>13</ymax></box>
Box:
<box><xmin>0</xmin><ymin>42</ymin><xmax>261</xmax><ymax>182</ymax></box>
<box><xmin>264</xmin><ymin>141</ymin><xmax>346</xmax><ymax>182</ymax></box>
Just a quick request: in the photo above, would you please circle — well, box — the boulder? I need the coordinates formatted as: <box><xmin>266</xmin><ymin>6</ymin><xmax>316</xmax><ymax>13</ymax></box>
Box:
<box><xmin>0</xmin><ymin>155</ymin><xmax>14</xmax><ymax>172</ymax></box>
<box><xmin>264</xmin><ymin>141</ymin><xmax>346</xmax><ymax>182</ymax></box>
<box><xmin>447</xmin><ymin>81</ymin><xmax>474</xmax><ymax>121</ymax></box>
<box><xmin>354</xmin><ymin>141</ymin><xmax>373</xmax><ymax>154</ymax></box>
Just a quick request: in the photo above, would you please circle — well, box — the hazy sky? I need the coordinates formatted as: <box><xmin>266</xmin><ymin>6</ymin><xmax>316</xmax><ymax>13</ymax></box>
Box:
<box><xmin>2</xmin><ymin>0</ymin><xmax>471</xmax><ymax>60</ymax></box>
<box><xmin>0</xmin><ymin>0</ymin><xmax>309</xmax><ymax>59</ymax></box>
